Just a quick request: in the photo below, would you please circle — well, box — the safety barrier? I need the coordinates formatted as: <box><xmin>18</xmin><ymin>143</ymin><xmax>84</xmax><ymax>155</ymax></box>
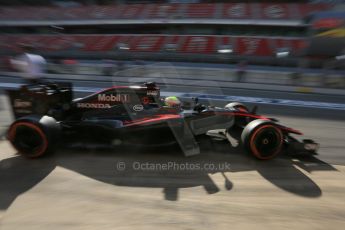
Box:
<box><xmin>46</xmin><ymin>62</ymin><xmax>345</xmax><ymax>88</ymax></box>
<box><xmin>2</xmin><ymin>62</ymin><xmax>344</xmax><ymax>96</ymax></box>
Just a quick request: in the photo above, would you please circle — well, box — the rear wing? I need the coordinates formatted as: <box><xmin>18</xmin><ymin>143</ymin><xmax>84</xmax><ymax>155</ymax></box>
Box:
<box><xmin>7</xmin><ymin>82</ymin><xmax>73</xmax><ymax>119</ymax></box>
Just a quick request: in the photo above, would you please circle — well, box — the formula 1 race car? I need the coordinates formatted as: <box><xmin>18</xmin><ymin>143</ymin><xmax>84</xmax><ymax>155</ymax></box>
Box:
<box><xmin>6</xmin><ymin>82</ymin><xmax>319</xmax><ymax>160</ymax></box>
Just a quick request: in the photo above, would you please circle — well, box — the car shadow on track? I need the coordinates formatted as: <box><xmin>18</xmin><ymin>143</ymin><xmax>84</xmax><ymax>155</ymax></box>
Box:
<box><xmin>0</xmin><ymin>137</ymin><xmax>337</xmax><ymax>210</ymax></box>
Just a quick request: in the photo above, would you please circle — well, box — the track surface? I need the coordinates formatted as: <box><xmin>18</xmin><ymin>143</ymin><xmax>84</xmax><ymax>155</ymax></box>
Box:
<box><xmin>0</xmin><ymin>79</ymin><xmax>345</xmax><ymax>229</ymax></box>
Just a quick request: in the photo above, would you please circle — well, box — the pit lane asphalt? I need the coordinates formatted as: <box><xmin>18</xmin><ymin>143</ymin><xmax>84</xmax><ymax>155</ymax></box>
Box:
<box><xmin>0</xmin><ymin>79</ymin><xmax>344</xmax><ymax>230</ymax></box>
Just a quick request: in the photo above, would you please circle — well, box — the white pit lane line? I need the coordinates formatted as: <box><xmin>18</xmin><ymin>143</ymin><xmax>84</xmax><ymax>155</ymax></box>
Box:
<box><xmin>1</xmin><ymin>83</ymin><xmax>345</xmax><ymax>111</ymax></box>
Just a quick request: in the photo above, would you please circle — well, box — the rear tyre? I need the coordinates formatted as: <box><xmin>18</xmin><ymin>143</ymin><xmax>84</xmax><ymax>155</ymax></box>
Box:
<box><xmin>7</xmin><ymin>115</ymin><xmax>60</xmax><ymax>158</ymax></box>
<box><xmin>241</xmin><ymin>119</ymin><xmax>283</xmax><ymax>160</ymax></box>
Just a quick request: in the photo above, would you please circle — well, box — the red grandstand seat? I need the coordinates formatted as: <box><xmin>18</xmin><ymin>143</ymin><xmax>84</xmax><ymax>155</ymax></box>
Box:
<box><xmin>0</xmin><ymin>36</ymin><xmax>11</xmax><ymax>52</ymax></box>
<box><xmin>259</xmin><ymin>3</ymin><xmax>290</xmax><ymax>19</ymax></box>
<box><xmin>216</xmin><ymin>36</ymin><xmax>236</xmax><ymax>53</ymax></box>
<box><xmin>84</xmin><ymin>35</ymin><xmax>120</xmax><ymax>51</ymax></box>
<box><xmin>111</xmin><ymin>35</ymin><xmax>135</xmax><ymax>51</ymax></box>
<box><xmin>272</xmin><ymin>38</ymin><xmax>309</xmax><ymax>57</ymax></box>
<box><xmin>3</xmin><ymin>7</ymin><xmax>31</xmax><ymax>19</ymax></box>
<box><xmin>63</xmin><ymin>6</ymin><xmax>90</xmax><ymax>20</ymax></box>
<box><xmin>274</xmin><ymin>38</ymin><xmax>306</xmax><ymax>56</ymax></box>
<box><xmin>218</xmin><ymin>36</ymin><xmax>232</xmax><ymax>47</ymax></box>
<box><xmin>274</xmin><ymin>38</ymin><xmax>292</xmax><ymax>50</ymax></box>
<box><xmin>68</xmin><ymin>36</ymin><xmax>103</xmax><ymax>51</ymax></box>
<box><xmin>1</xmin><ymin>35</ymin><xmax>40</xmax><ymax>52</ymax></box>
<box><xmin>118</xmin><ymin>4</ymin><xmax>145</xmax><ymax>19</ymax></box>
<box><xmin>39</xmin><ymin>7</ymin><xmax>58</xmax><ymax>20</ymax></box>
<box><xmin>26</xmin><ymin>7</ymin><xmax>40</xmax><ymax>19</ymax></box>
<box><xmin>146</xmin><ymin>4</ymin><xmax>181</xmax><ymax>19</ymax></box>
<box><xmin>161</xmin><ymin>35</ymin><xmax>182</xmax><ymax>52</ymax></box>
<box><xmin>290</xmin><ymin>39</ymin><xmax>308</xmax><ymax>55</ymax></box>
<box><xmin>184</xmin><ymin>4</ymin><xmax>216</xmax><ymax>18</ymax></box>
<box><xmin>89</xmin><ymin>6</ymin><xmax>117</xmax><ymax>19</ymax></box>
<box><xmin>130</xmin><ymin>36</ymin><xmax>166</xmax><ymax>52</ymax></box>
<box><xmin>222</xmin><ymin>3</ymin><xmax>251</xmax><ymax>19</ymax></box>
<box><xmin>2</xmin><ymin>36</ymin><xmax>18</xmax><ymax>52</ymax></box>
<box><xmin>40</xmin><ymin>36</ymin><xmax>76</xmax><ymax>51</ymax></box>
<box><xmin>15</xmin><ymin>35</ymin><xmax>42</xmax><ymax>48</ymax></box>
<box><xmin>179</xmin><ymin>36</ymin><xmax>216</xmax><ymax>54</ymax></box>
<box><xmin>234</xmin><ymin>37</ymin><xmax>273</xmax><ymax>56</ymax></box>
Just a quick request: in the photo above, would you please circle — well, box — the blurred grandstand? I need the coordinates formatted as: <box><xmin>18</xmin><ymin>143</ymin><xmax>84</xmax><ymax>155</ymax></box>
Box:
<box><xmin>0</xmin><ymin>0</ymin><xmax>344</xmax><ymax>69</ymax></box>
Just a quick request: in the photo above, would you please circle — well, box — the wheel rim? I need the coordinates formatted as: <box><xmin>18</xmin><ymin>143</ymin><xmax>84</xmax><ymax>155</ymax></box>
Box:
<box><xmin>8</xmin><ymin>122</ymin><xmax>48</xmax><ymax>157</ymax></box>
<box><xmin>250</xmin><ymin>125</ymin><xmax>283</xmax><ymax>159</ymax></box>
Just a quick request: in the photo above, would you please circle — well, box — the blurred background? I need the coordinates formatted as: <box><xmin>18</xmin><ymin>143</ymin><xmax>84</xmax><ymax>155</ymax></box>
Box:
<box><xmin>1</xmin><ymin>2</ymin><xmax>345</xmax><ymax>229</ymax></box>
<box><xmin>0</xmin><ymin>0</ymin><xmax>344</xmax><ymax>88</ymax></box>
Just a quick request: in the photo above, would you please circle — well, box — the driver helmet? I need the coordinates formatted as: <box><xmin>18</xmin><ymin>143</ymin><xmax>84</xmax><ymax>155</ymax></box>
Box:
<box><xmin>164</xmin><ymin>96</ymin><xmax>181</xmax><ymax>108</ymax></box>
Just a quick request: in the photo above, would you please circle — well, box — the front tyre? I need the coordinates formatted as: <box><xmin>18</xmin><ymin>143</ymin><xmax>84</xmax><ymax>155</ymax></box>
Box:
<box><xmin>7</xmin><ymin>115</ymin><xmax>60</xmax><ymax>158</ymax></box>
<box><xmin>241</xmin><ymin>119</ymin><xmax>283</xmax><ymax>160</ymax></box>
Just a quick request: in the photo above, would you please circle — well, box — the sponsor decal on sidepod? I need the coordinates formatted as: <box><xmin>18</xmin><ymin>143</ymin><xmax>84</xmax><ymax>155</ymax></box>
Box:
<box><xmin>77</xmin><ymin>103</ymin><xmax>111</xmax><ymax>109</ymax></box>
<box><xmin>98</xmin><ymin>94</ymin><xmax>130</xmax><ymax>103</ymax></box>
<box><xmin>133</xmin><ymin>104</ymin><xmax>144</xmax><ymax>112</ymax></box>
<box><xmin>14</xmin><ymin>99</ymin><xmax>32</xmax><ymax>108</ymax></box>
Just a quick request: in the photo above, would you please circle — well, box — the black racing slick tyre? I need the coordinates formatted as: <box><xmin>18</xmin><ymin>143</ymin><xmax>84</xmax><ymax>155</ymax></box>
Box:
<box><xmin>7</xmin><ymin>115</ymin><xmax>60</xmax><ymax>158</ymax></box>
<box><xmin>241</xmin><ymin>119</ymin><xmax>284</xmax><ymax>160</ymax></box>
